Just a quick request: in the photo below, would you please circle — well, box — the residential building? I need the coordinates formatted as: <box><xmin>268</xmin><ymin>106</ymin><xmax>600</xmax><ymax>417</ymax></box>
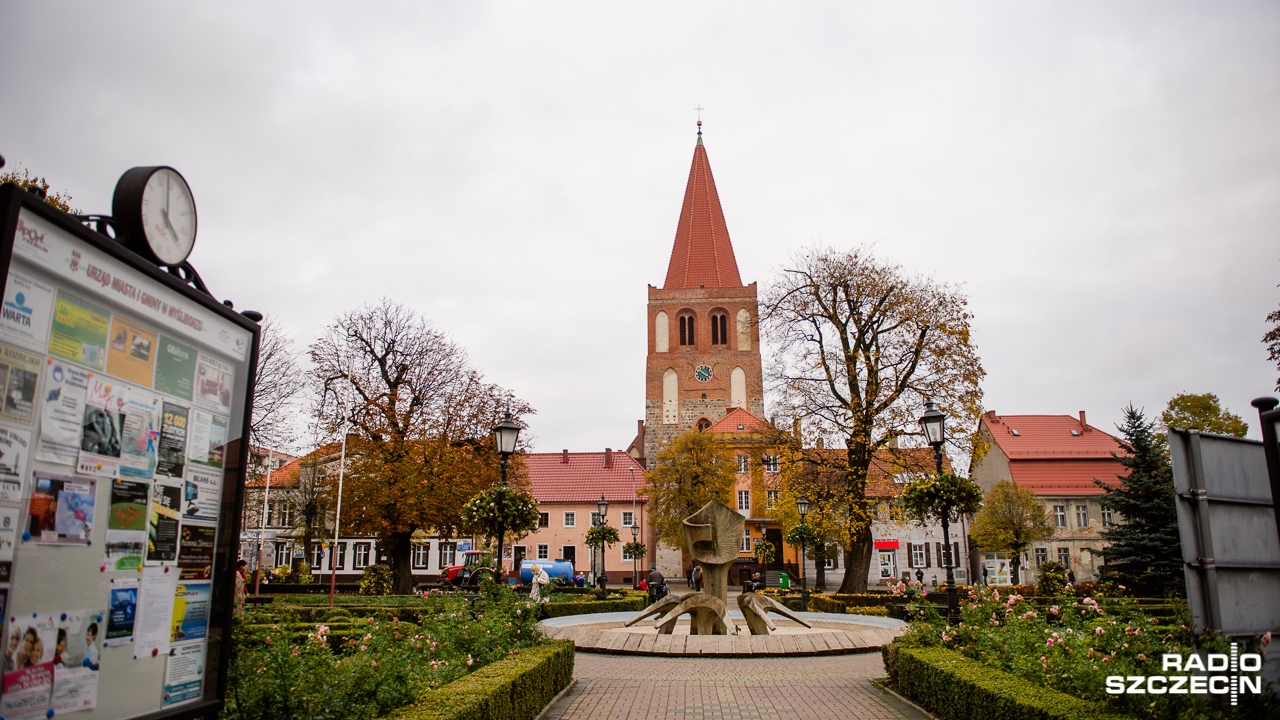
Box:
<box><xmin>969</xmin><ymin>410</ymin><xmax>1127</xmax><ymax>583</ymax></box>
<box><xmin>522</xmin><ymin>448</ymin><xmax>653</xmax><ymax>585</ymax></box>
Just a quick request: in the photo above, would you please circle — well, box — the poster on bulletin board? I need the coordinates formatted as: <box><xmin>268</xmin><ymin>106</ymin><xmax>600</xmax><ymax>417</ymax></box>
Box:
<box><xmin>0</xmin><ymin>181</ymin><xmax>258</xmax><ymax>720</ymax></box>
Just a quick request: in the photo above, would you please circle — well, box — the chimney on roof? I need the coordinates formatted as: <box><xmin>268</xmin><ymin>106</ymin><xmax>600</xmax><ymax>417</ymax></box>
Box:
<box><xmin>561</xmin><ymin>449</ymin><xmax>568</xmax><ymax>464</ymax></box>
<box><xmin>604</xmin><ymin>448</ymin><xmax>612</xmax><ymax>468</ymax></box>
<box><xmin>985</xmin><ymin>410</ymin><xmax>997</xmax><ymax>422</ymax></box>
<box><xmin>1079</xmin><ymin>411</ymin><xmax>1088</xmax><ymax>430</ymax></box>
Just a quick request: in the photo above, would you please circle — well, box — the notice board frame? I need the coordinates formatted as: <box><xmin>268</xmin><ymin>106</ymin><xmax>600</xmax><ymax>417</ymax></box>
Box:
<box><xmin>0</xmin><ymin>183</ymin><xmax>258</xmax><ymax>720</ymax></box>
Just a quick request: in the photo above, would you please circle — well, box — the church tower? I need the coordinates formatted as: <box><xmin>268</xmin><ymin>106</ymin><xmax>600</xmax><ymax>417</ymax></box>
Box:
<box><xmin>641</xmin><ymin>123</ymin><xmax>765</xmax><ymax>467</ymax></box>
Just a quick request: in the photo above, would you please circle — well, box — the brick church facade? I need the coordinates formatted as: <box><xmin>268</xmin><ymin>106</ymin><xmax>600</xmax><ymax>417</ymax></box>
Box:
<box><xmin>635</xmin><ymin>123</ymin><xmax>766</xmax><ymax>470</ymax></box>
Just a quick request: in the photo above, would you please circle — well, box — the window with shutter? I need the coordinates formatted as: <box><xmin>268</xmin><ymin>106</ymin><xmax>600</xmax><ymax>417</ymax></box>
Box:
<box><xmin>924</xmin><ymin>543</ymin><xmax>932</xmax><ymax>567</ymax></box>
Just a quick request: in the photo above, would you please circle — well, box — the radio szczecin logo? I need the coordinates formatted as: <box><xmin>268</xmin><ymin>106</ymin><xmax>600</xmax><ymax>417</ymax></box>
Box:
<box><xmin>1106</xmin><ymin>644</ymin><xmax>1263</xmax><ymax>705</ymax></box>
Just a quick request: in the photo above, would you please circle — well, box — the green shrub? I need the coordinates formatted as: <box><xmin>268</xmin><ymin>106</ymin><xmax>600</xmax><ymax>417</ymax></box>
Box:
<box><xmin>828</xmin><ymin>593</ymin><xmax>895</xmax><ymax>607</ymax></box>
<box><xmin>360</xmin><ymin>564</ymin><xmax>395</xmax><ymax>596</ymax></box>
<box><xmin>895</xmin><ymin>646</ymin><xmax>1130</xmax><ymax>720</ymax></box>
<box><xmin>387</xmin><ymin>640</ymin><xmax>574</xmax><ymax>720</ymax></box>
<box><xmin>808</xmin><ymin>595</ymin><xmax>846</xmax><ymax>614</ymax></box>
<box><xmin>846</xmin><ymin>606</ymin><xmax>888</xmax><ymax>617</ymax></box>
<box><xmin>1037</xmin><ymin>561</ymin><xmax>1068</xmax><ymax>597</ymax></box>
<box><xmin>540</xmin><ymin>597</ymin><xmax>645</xmax><ymax>618</ymax></box>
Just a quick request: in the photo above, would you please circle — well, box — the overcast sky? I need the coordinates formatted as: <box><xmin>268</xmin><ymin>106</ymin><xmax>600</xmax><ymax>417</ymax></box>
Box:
<box><xmin>3</xmin><ymin>3</ymin><xmax>1278</xmax><ymax>455</ymax></box>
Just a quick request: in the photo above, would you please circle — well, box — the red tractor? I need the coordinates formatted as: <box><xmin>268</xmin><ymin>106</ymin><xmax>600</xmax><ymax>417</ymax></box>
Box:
<box><xmin>439</xmin><ymin>551</ymin><xmax>499</xmax><ymax>587</ymax></box>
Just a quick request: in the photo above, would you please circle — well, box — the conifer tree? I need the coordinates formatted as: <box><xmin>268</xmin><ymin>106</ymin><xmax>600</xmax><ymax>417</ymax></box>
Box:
<box><xmin>1093</xmin><ymin>405</ymin><xmax>1184</xmax><ymax>597</ymax></box>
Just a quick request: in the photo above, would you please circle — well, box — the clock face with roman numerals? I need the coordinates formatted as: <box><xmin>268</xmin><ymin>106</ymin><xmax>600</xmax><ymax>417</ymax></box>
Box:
<box><xmin>694</xmin><ymin>365</ymin><xmax>713</xmax><ymax>382</ymax></box>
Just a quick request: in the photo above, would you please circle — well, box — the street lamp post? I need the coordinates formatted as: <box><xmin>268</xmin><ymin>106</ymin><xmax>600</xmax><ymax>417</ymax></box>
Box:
<box><xmin>797</xmin><ymin>495</ymin><xmax>810</xmax><ymax>612</ymax></box>
<box><xmin>492</xmin><ymin>412</ymin><xmax>521</xmax><ymax>585</ymax></box>
<box><xmin>596</xmin><ymin>494</ymin><xmax>609</xmax><ymax>600</ymax></box>
<box><xmin>630</xmin><ymin>524</ymin><xmax>639</xmax><ymax>590</ymax></box>
<box><xmin>919</xmin><ymin>401</ymin><xmax>959</xmax><ymax>625</ymax></box>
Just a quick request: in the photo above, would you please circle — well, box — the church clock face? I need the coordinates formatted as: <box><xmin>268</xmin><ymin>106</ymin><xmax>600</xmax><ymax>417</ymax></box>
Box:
<box><xmin>694</xmin><ymin>365</ymin><xmax>713</xmax><ymax>382</ymax></box>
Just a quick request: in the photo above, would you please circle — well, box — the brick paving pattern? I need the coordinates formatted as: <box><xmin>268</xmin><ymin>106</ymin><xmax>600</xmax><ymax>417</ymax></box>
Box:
<box><xmin>542</xmin><ymin>652</ymin><xmax>930</xmax><ymax>720</ymax></box>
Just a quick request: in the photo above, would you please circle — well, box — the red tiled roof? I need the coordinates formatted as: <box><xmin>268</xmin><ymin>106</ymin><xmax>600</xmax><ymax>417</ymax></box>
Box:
<box><xmin>709</xmin><ymin>407</ymin><xmax>771</xmax><ymax>434</ymax></box>
<box><xmin>525</xmin><ymin>450</ymin><xmax>648</xmax><ymax>503</ymax></box>
<box><xmin>1008</xmin><ymin>459</ymin><xmax>1126</xmax><ymax>496</ymax></box>
<box><xmin>663</xmin><ymin>131</ymin><xmax>743</xmax><ymax>290</ymax></box>
<box><xmin>982</xmin><ymin>412</ymin><xmax>1122</xmax><ymax>459</ymax></box>
<box><xmin>246</xmin><ymin>443</ymin><xmax>340</xmax><ymax>488</ymax></box>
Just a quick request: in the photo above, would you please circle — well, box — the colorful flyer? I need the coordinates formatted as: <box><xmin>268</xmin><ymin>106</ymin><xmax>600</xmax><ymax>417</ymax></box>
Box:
<box><xmin>119</xmin><ymin>388</ymin><xmax>161</xmax><ymax>479</ymax></box>
<box><xmin>0</xmin><ymin>270</ymin><xmax>55</xmax><ymax>354</ymax></box>
<box><xmin>162</xmin><ymin>641</ymin><xmax>204</xmax><ymax>707</ymax></box>
<box><xmin>0</xmin><ymin>506</ymin><xmax>18</xmax><ymax>583</ymax></box>
<box><xmin>153</xmin><ymin>336</ymin><xmax>196</xmax><ymax>401</ymax></box>
<box><xmin>193</xmin><ymin>353</ymin><xmax>233</xmax><ymax>414</ymax></box>
<box><xmin>0</xmin><ymin>343</ymin><xmax>42</xmax><ymax>427</ymax></box>
<box><xmin>36</xmin><ymin>360</ymin><xmax>90</xmax><ymax>466</ymax></box>
<box><xmin>170</xmin><ymin>582</ymin><xmax>210</xmax><ymax>643</ymax></box>
<box><xmin>0</xmin><ymin>425</ymin><xmax>33</xmax><ymax>503</ymax></box>
<box><xmin>134</xmin><ymin>565</ymin><xmax>178</xmax><ymax>659</ymax></box>
<box><xmin>105</xmin><ymin>578</ymin><xmax>138</xmax><ymax>645</ymax></box>
<box><xmin>181</xmin><ymin>465</ymin><xmax>221</xmax><ymax>524</ymax></box>
<box><xmin>177</xmin><ymin>524</ymin><xmax>216</xmax><ymax>581</ymax></box>
<box><xmin>186</xmin><ymin>408</ymin><xmax>227</xmax><ymax>469</ymax></box>
<box><xmin>106</xmin><ymin>315</ymin><xmax>158</xmax><ymax>388</ymax></box>
<box><xmin>26</xmin><ymin>472</ymin><xmax>96</xmax><ymax>545</ymax></box>
<box><xmin>1</xmin><ymin>613</ymin><xmax>57</xmax><ymax>720</ymax></box>
<box><xmin>51</xmin><ymin>609</ymin><xmax>102</xmax><ymax>714</ymax></box>
<box><xmin>104</xmin><ymin>479</ymin><xmax>148</xmax><ymax>571</ymax></box>
<box><xmin>77</xmin><ymin>377</ymin><xmax>128</xmax><ymax>479</ymax></box>
<box><xmin>156</xmin><ymin>402</ymin><xmax>188</xmax><ymax>480</ymax></box>
<box><xmin>49</xmin><ymin>290</ymin><xmax>110</xmax><ymax>371</ymax></box>
<box><xmin>146</xmin><ymin>480</ymin><xmax>181</xmax><ymax>565</ymax></box>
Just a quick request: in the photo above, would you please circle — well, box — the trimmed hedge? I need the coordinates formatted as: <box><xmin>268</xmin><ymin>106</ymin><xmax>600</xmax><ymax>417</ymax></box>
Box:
<box><xmin>825</xmin><ymin>593</ymin><xmax>895</xmax><ymax>607</ymax></box>
<box><xmin>387</xmin><ymin>640</ymin><xmax>575</xmax><ymax>720</ymax></box>
<box><xmin>541</xmin><ymin>596</ymin><xmax>646</xmax><ymax>618</ymax></box>
<box><xmin>253</xmin><ymin>582</ymin><xmax>362</xmax><ymax>594</ymax></box>
<box><xmin>891</xmin><ymin>646</ymin><xmax>1133</xmax><ymax>720</ymax></box>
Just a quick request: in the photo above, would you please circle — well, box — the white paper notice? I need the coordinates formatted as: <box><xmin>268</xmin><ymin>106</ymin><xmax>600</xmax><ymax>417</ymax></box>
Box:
<box><xmin>134</xmin><ymin>566</ymin><xmax>179</xmax><ymax>659</ymax></box>
<box><xmin>0</xmin><ymin>424</ymin><xmax>33</xmax><ymax>503</ymax></box>
<box><xmin>36</xmin><ymin>361</ymin><xmax>90</xmax><ymax>466</ymax></box>
<box><xmin>0</xmin><ymin>269</ymin><xmax>55</xmax><ymax>353</ymax></box>
<box><xmin>161</xmin><ymin>642</ymin><xmax>205</xmax><ymax>707</ymax></box>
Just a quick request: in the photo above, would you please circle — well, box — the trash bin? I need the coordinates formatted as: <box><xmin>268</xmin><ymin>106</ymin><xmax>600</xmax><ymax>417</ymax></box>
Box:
<box><xmin>779</xmin><ymin>572</ymin><xmax>789</xmax><ymax>590</ymax></box>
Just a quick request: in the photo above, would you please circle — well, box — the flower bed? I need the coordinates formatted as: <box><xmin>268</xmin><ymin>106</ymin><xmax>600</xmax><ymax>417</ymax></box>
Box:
<box><xmin>885</xmin><ymin>584</ymin><xmax>1275</xmax><ymax>719</ymax></box>
<box><xmin>223</xmin><ymin>588</ymin><xmax>544</xmax><ymax>720</ymax></box>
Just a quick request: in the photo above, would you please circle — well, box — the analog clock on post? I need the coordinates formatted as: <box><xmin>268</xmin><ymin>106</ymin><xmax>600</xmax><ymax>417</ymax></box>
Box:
<box><xmin>112</xmin><ymin>166</ymin><xmax>198</xmax><ymax>266</ymax></box>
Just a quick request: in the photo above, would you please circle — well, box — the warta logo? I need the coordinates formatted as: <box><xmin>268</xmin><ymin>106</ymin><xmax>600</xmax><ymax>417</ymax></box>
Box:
<box><xmin>1105</xmin><ymin>643</ymin><xmax>1265</xmax><ymax>706</ymax></box>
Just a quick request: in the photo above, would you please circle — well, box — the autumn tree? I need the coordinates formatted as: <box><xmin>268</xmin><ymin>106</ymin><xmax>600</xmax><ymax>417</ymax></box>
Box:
<box><xmin>970</xmin><ymin>479</ymin><xmax>1053</xmax><ymax>585</ymax></box>
<box><xmin>1160</xmin><ymin>392</ymin><xmax>1248</xmax><ymax>438</ymax></box>
<box><xmin>762</xmin><ymin>246</ymin><xmax>985</xmax><ymax>593</ymax></box>
<box><xmin>1266</xmin><ymin>296</ymin><xmax>1280</xmax><ymax>391</ymax></box>
<box><xmin>286</xmin><ymin>452</ymin><xmax>334</xmax><ymax>567</ymax></box>
<box><xmin>642</xmin><ymin>430</ymin><xmax>737</xmax><ymax>548</ymax></box>
<box><xmin>249</xmin><ymin>315</ymin><xmax>306</xmax><ymax>463</ymax></box>
<box><xmin>310</xmin><ymin>299</ymin><xmax>532</xmax><ymax>594</ymax></box>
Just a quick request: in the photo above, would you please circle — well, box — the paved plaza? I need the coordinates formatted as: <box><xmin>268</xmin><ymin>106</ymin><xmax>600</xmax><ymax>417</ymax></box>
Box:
<box><xmin>541</xmin><ymin>652</ymin><xmax>931</xmax><ymax>720</ymax></box>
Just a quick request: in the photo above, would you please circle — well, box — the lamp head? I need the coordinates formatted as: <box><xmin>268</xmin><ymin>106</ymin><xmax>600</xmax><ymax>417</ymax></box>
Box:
<box><xmin>918</xmin><ymin>401</ymin><xmax>947</xmax><ymax>448</ymax></box>
<box><xmin>492</xmin><ymin>411</ymin><xmax>521</xmax><ymax>456</ymax></box>
<box><xmin>631</xmin><ymin>524</ymin><xmax>639</xmax><ymax>538</ymax></box>
<box><xmin>597</xmin><ymin>494</ymin><xmax>609</xmax><ymax>520</ymax></box>
<box><xmin>797</xmin><ymin>495</ymin><xmax>810</xmax><ymax>519</ymax></box>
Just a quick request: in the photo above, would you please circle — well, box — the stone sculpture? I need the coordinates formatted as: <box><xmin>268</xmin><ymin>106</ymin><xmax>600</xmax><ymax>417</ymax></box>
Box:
<box><xmin>630</xmin><ymin>498</ymin><xmax>812</xmax><ymax>636</ymax></box>
<box><xmin>737</xmin><ymin>592</ymin><xmax>812</xmax><ymax>635</ymax></box>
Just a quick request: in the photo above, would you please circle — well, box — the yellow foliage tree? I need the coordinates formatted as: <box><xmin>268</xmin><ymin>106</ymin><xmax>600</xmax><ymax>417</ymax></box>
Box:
<box><xmin>642</xmin><ymin>430</ymin><xmax>737</xmax><ymax>549</ymax></box>
<box><xmin>969</xmin><ymin>479</ymin><xmax>1053</xmax><ymax>585</ymax></box>
<box><xmin>762</xmin><ymin>246</ymin><xmax>985</xmax><ymax>593</ymax></box>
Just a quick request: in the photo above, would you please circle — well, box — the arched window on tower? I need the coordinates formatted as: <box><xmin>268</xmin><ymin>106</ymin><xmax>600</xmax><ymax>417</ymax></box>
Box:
<box><xmin>710</xmin><ymin>311</ymin><xmax>728</xmax><ymax>346</ymax></box>
<box><xmin>662</xmin><ymin>369</ymin><xmax>678</xmax><ymax>425</ymax></box>
<box><xmin>679</xmin><ymin>313</ymin><xmax>696</xmax><ymax>347</ymax></box>
<box><xmin>695</xmin><ymin>418</ymin><xmax>712</xmax><ymax>433</ymax></box>
<box><xmin>736</xmin><ymin>309</ymin><xmax>752</xmax><ymax>350</ymax></box>
<box><xmin>731</xmin><ymin>367</ymin><xmax>746</xmax><ymax>409</ymax></box>
<box><xmin>654</xmin><ymin>311</ymin><xmax>669</xmax><ymax>353</ymax></box>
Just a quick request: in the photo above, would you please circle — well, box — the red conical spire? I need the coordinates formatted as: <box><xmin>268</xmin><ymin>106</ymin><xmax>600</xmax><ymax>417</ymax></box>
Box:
<box><xmin>662</xmin><ymin>123</ymin><xmax>743</xmax><ymax>289</ymax></box>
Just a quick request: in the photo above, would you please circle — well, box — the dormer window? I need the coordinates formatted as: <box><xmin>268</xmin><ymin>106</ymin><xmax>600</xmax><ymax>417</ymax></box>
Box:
<box><xmin>1070</xmin><ymin>430</ymin><xmax>1080</xmax><ymax>437</ymax></box>
<box><xmin>679</xmin><ymin>314</ymin><xmax>696</xmax><ymax>346</ymax></box>
<box><xmin>1011</xmin><ymin>429</ymin><xmax>1020</xmax><ymax>436</ymax></box>
<box><xmin>710</xmin><ymin>311</ymin><xmax>728</xmax><ymax>346</ymax></box>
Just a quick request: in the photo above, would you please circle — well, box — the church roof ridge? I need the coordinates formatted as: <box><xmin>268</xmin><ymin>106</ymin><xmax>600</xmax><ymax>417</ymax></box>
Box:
<box><xmin>662</xmin><ymin>127</ymin><xmax>743</xmax><ymax>290</ymax></box>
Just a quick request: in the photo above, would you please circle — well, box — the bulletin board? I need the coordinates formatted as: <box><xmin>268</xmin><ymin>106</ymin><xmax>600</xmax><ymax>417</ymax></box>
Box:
<box><xmin>0</xmin><ymin>185</ymin><xmax>258</xmax><ymax>720</ymax></box>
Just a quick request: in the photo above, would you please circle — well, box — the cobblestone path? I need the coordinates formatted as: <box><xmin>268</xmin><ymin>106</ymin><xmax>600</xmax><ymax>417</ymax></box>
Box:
<box><xmin>541</xmin><ymin>652</ymin><xmax>930</xmax><ymax>720</ymax></box>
